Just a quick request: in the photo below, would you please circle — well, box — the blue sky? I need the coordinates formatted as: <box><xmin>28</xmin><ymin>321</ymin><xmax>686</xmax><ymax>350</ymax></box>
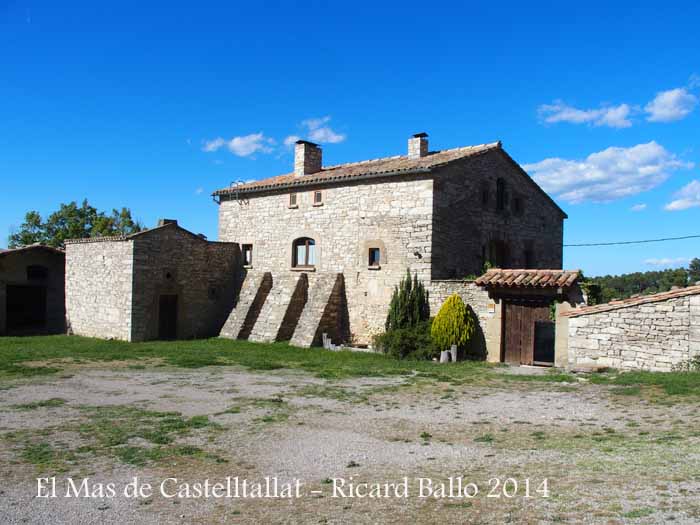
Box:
<box><xmin>1</xmin><ymin>1</ymin><xmax>699</xmax><ymax>276</ymax></box>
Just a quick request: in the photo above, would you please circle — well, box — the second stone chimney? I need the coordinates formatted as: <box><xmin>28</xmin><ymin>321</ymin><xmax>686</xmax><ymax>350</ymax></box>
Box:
<box><xmin>408</xmin><ymin>132</ymin><xmax>428</xmax><ymax>159</ymax></box>
<box><xmin>294</xmin><ymin>140</ymin><xmax>322</xmax><ymax>177</ymax></box>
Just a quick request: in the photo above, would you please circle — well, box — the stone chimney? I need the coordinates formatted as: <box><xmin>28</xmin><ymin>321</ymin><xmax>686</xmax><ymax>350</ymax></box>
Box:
<box><xmin>158</xmin><ymin>219</ymin><xmax>178</xmax><ymax>227</ymax></box>
<box><xmin>294</xmin><ymin>140</ymin><xmax>322</xmax><ymax>177</ymax></box>
<box><xmin>408</xmin><ymin>132</ymin><xmax>428</xmax><ymax>159</ymax></box>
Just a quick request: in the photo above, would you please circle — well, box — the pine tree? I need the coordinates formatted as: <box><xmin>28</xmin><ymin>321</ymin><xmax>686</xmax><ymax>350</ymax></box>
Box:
<box><xmin>385</xmin><ymin>270</ymin><xmax>429</xmax><ymax>331</ymax></box>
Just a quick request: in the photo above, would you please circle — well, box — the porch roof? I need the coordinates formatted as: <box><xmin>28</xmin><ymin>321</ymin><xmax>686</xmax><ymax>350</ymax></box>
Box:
<box><xmin>475</xmin><ymin>269</ymin><xmax>581</xmax><ymax>289</ymax></box>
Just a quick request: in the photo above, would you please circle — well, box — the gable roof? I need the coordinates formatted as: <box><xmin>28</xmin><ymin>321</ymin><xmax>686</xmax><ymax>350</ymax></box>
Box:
<box><xmin>0</xmin><ymin>244</ymin><xmax>64</xmax><ymax>257</ymax></box>
<box><xmin>213</xmin><ymin>141</ymin><xmax>566</xmax><ymax>218</ymax></box>
<box><xmin>563</xmin><ymin>284</ymin><xmax>700</xmax><ymax>318</ymax></box>
<box><xmin>63</xmin><ymin>222</ymin><xmax>230</xmax><ymax>246</ymax></box>
<box><xmin>475</xmin><ymin>269</ymin><xmax>581</xmax><ymax>289</ymax></box>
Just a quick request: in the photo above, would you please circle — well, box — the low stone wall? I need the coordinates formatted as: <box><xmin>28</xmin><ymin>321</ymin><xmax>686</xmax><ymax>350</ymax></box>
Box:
<box><xmin>566</xmin><ymin>288</ymin><xmax>700</xmax><ymax>371</ymax></box>
<box><xmin>428</xmin><ymin>280</ymin><xmax>500</xmax><ymax>361</ymax></box>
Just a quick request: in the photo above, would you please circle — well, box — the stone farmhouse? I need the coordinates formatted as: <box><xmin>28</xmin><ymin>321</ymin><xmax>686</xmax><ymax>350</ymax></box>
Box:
<box><xmin>0</xmin><ymin>244</ymin><xmax>65</xmax><ymax>336</ymax></box>
<box><xmin>214</xmin><ymin>133</ymin><xmax>572</xmax><ymax>357</ymax></box>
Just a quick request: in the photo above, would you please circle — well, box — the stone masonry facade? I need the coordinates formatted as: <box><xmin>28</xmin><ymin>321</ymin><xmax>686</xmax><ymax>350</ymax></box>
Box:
<box><xmin>216</xmin><ymin>135</ymin><xmax>565</xmax><ymax>347</ymax></box>
<box><xmin>565</xmin><ymin>286</ymin><xmax>700</xmax><ymax>371</ymax></box>
<box><xmin>65</xmin><ymin>222</ymin><xmax>240</xmax><ymax>342</ymax></box>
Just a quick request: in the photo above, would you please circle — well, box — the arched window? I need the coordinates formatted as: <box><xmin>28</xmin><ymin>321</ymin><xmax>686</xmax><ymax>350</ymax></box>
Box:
<box><xmin>496</xmin><ymin>178</ymin><xmax>506</xmax><ymax>211</ymax></box>
<box><xmin>292</xmin><ymin>237</ymin><xmax>316</xmax><ymax>268</ymax></box>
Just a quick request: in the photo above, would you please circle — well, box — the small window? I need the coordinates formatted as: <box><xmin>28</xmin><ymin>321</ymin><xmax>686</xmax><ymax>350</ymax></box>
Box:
<box><xmin>524</xmin><ymin>249</ymin><xmax>534</xmax><ymax>269</ymax></box>
<box><xmin>27</xmin><ymin>265</ymin><xmax>48</xmax><ymax>281</ymax></box>
<box><xmin>289</xmin><ymin>193</ymin><xmax>297</xmax><ymax>207</ymax></box>
<box><xmin>292</xmin><ymin>237</ymin><xmax>316</xmax><ymax>268</ymax></box>
<box><xmin>313</xmin><ymin>190</ymin><xmax>323</xmax><ymax>206</ymax></box>
<box><xmin>242</xmin><ymin>244</ymin><xmax>253</xmax><ymax>266</ymax></box>
<box><xmin>368</xmin><ymin>248</ymin><xmax>381</xmax><ymax>267</ymax></box>
<box><xmin>513</xmin><ymin>196</ymin><xmax>523</xmax><ymax>215</ymax></box>
<box><xmin>481</xmin><ymin>188</ymin><xmax>489</xmax><ymax>206</ymax></box>
<box><xmin>496</xmin><ymin>178</ymin><xmax>506</xmax><ymax>211</ymax></box>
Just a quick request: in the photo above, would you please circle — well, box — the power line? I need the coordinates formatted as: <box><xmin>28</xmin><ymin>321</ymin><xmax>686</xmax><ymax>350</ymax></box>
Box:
<box><xmin>564</xmin><ymin>234</ymin><xmax>700</xmax><ymax>247</ymax></box>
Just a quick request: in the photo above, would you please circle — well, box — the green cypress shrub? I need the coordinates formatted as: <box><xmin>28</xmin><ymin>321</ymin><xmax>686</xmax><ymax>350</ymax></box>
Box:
<box><xmin>430</xmin><ymin>293</ymin><xmax>475</xmax><ymax>353</ymax></box>
<box><xmin>385</xmin><ymin>270</ymin><xmax>429</xmax><ymax>331</ymax></box>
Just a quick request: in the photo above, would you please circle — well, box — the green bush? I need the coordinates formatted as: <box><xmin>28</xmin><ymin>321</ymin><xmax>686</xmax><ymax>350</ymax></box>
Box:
<box><xmin>385</xmin><ymin>270</ymin><xmax>429</xmax><ymax>331</ymax></box>
<box><xmin>373</xmin><ymin>320</ymin><xmax>435</xmax><ymax>360</ymax></box>
<box><xmin>431</xmin><ymin>294</ymin><xmax>475</xmax><ymax>353</ymax></box>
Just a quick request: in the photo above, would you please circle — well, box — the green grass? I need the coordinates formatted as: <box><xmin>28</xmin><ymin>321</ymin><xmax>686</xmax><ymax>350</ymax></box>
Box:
<box><xmin>622</xmin><ymin>507</ymin><xmax>655</xmax><ymax>519</ymax></box>
<box><xmin>12</xmin><ymin>398</ymin><xmax>66</xmax><ymax>410</ymax></box>
<box><xmin>0</xmin><ymin>335</ymin><xmax>493</xmax><ymax>381</ymax></box>
<box><xmin>590</xmin><ymin>370</ymin><xmax>700</xmax><ymax>397</ymax></box>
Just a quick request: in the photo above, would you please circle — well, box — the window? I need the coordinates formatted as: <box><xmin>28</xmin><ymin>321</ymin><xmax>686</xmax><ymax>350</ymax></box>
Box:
<box><xmin>496</xmin><ymin>178</ymin><xmax>506</xmax><ymax>211</ymax></box>
<box><xmin>313</xmin><ymin>190</ymin><xmax>323</xmax><ymax>206</ymax></box>
<box><xmin>513</xmin><ymin>196</ymin><xmax>523</xmax><ymax>215</ymax></box>
<box><xmin>481</xmin><ymin>187</ymin><xmax>489</xmax><ymax>206</ymax></box>
<box><xmin>242</xmin><ymin>244</ymin><xmax>253</xmax><ymax>266</ymax></box>
<box><xmin>368</xmin><ymin>247</ymin><xmax>381</xmax><ymax>267</ymax></box>
<box><xmin>488</xmin><ymin>240</ymin><xmax>509</xmax><ymax>268</ymax></box>
<box><xmin>26</xmin><ymin>265</ymin><xmax>48</xmax><ymax>281</ymax></box>
<box><xmin>292</xmin><ymin>237</ymin><xmax>316</xmax><ymax>268</ymax></box>
<box><xmin>524</xmin><ymin>249</ymin><xmax>534</xmax><ymax>269</ymax></box>
<box><xmin>289</xmin><ymin>193</ymin><xmax>297</xmax><ymax>207</ymax></box>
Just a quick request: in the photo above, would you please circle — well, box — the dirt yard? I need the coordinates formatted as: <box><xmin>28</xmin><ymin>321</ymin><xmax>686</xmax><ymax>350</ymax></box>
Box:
<box><xmin>1</xmin><ymin>347</ymin><xmax>699</xmax><ymax>524</ymax></box>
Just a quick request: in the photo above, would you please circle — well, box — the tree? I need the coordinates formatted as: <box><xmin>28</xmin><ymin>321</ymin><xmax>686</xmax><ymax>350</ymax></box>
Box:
<box><xmin>689</xmin><ymin>258</ymin><xmax>700</xmax><ymax>285</ymax></box>
<box><xmin>430</xmin><ymin>293</ymin><xmax>475</xmax><ymax>353</ymax></box>
<box><xmin>8</xmin><ymin>200</ymin><xmax>143</xmax><ymax>248</ymax></box>
<box><xmin>385</xmin><ymin>270</ymin><xmax>430</xmax><ymax>331</ymax></box>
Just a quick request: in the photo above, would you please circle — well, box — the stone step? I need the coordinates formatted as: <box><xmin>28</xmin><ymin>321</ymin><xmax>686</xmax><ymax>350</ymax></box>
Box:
<box><xmin>219</xmin><ymin>271</ymin><xmax>272</xmax><ymax>340</ymax></box>
<box><xmin>290</xmin><ymin>273</ymin><xmax>348</xmax><ymax>348</ymax></box>
<box><xmin>248</xmin><ymin>273</ymin><xmax>307</xmax><ymax>343</ymax></box>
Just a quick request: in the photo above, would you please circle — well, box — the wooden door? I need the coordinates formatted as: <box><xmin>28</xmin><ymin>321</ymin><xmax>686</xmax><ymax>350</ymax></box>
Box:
<box><xmin>158</xmin><ymin>295</ymin><xmax>178</xmax><ymax>340</ymax></box>
<box><xmin>502</xmin><ymin>299</ymin><xmax>551</xmax><ymax>365</ymax></box>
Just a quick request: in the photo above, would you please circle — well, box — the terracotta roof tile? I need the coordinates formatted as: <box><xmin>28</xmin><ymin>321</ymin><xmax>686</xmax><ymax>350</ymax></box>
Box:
<box><xmin>563</xmin><ymin>284</ymin><xmax>700</xmax><ymax>317</ymax></box>
<box><xmin>213</xmin><ymin>142</ymin><xmax>502</xmax><ymax>196</ymax></box>
<box><xmin>475</xmin><ymin>269</ymin><xmax>581</xmax><ymax>289</ymax></box>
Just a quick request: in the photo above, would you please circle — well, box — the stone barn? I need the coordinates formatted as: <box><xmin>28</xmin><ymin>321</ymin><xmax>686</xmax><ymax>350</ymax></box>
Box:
<box><xmin>65</xmin><ymin>220</ymin><xmax>240</xmax><ymax>342</ymax></box>
<box><xmin>214</xmin><ymin>132</ymin><xmax>574</xmax><ymax>360</ymax></box>
<box><xmin>0</xmin><ymin>244</ymin><xmax>65</xmax><ymax>336</ymax></box>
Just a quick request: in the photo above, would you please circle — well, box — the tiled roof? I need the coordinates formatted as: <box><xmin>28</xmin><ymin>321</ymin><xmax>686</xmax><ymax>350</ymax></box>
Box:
<box><xmin>0</xmin><ymin>244</ymin><xmax>64</xmax><ymax>256</ymax></box>
<box><xmin>475</xmin><ymin>269</ymin><xmax>581</xmax><ymax>289</ymax></box>
<box><xmin>213</xmin><ymin>141</ymin><xmax>502</xmax><ymax>196</ymax></box>
<box><xmin>563</xmin><ymin>284</ymin><xmax>700</xmax><ymax>318</ymax></box>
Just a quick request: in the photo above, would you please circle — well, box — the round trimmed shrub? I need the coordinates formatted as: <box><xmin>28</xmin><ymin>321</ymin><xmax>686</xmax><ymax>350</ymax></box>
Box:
<box><xmin>430</xmin><ymin>293</ymin><xmax>475</xmax><ymax>353</ymax></box>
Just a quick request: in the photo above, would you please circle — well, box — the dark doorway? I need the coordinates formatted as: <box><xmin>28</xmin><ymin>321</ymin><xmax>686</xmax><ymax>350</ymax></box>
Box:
<box><xmin>502</xmin><ymin>298</ymin><xmax>552</xmax><ymax>365</ymax></box>
<box><xmin>6</xmin><ymin>285</ymin><xmax>47</xmax><ymax>333</ymax></box>
<box><xmin>533</xmin><ymin>320</ymin><xmax>555</xmax><ymax>365</ymax></box>
<box><xmin>158</xmin><ymin>294</ymin><xmax>178</xmax><ymax>340</ymax></box>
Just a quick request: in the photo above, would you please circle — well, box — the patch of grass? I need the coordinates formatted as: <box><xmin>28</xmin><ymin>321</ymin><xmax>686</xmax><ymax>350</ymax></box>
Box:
<box><xmin>500</xmin><ymin>371</ymin><xmax>576</xmax><ymax>383</ymax></box>
<box><xmin>474</xmin><ymin>434</ymin><xmax>494</xmax><ymax>443</ymax></box>
<box><xmin>0</xmin><ymin>335</ymin><xmax>494</xmax><ymax>381</ymax></box>
<box><xmin>590</xmin><ymin>370</ymin><xmax>700</xmax><ymax>398</ymax></box>
<box><xmin>622</xmin><ymin>507</ymin><xmax>655</xmax><ymax>518</ymax></box>
<box><xmin>13</xmin><ymin>398</ymin><xmax>66</xmax><ymax>410</ymax></box>
<box><xmin>295</xmin><ymin>385</ymin><xmax>368</xmax><ymax>403</ymax></box>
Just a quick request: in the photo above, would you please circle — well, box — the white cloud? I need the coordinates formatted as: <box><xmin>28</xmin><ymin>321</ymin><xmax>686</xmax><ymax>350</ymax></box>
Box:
<box><xmin>297</xmin><ymin>115</ymin><xmax>346</xmax><ymax>144</ymax></box>
<box><xmin>283</xmin><ymin>135</ymin><xmax>300</xmax><ymax>147</ymax></box>
<box><xmin>630</xmin><ymin>203</ymin><xmax>647</xmax><ymax>212</ymax></box>
<box><xmin>538</xmin><ymin>100</ymin><xmax>634</xmax><ymax>128</ymax></box>
<box><xmin>644</xmin><ymin>257</ymin><xmax>690</xmax><ymax>267</ymax></box>
<box><xmin>645</xmin><ymin>88</ymin><xmax>698</xmax><ymax>122</ymax></box>
<box><xmin>194</xmin><ymin>187</ymin><xmax>204</xmax><ymax>195</ymax></box>
<box><xmin>523</xmin><ymin>141</ymin><xmax>692</xmax><ymax>204</ymax></box>
<box><xmin>202</xmin><ymin>133</ymin><xmax>274</xmax><ymax>157</ymax></box>
<box><xmin>665</xmin><ymin>180</ymin><xmax>700</xmax><ymax>211</ymax></box>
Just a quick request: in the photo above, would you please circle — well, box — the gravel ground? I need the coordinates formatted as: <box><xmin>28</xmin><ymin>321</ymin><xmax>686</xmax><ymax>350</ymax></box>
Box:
<box><xmin>1</xmin><ymin>364</ymin><xmax>699</xmax><ymax>524</ymax></box>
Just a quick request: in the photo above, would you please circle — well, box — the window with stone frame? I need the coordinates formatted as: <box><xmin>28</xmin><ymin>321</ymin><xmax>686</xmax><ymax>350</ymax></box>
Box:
<box><xmin>289</xmin><ymin>193</ymin><xmax>298</xmax><ymax>208</ymax></box>
<box><xmin>313</xmin><ymin>190</ymin><xmax>323</xmax><ymax>206</ymax></box>
<box><xmin>512</xmin><ymin>195</ymin><xmax>524</xmax><ymax>215</ymax></box>
<box><xmin>292</xmin><ymin>237</ymin><xmax>316</xmax><ymax>268</ymax></box>
<box><xmin>242</xmin><ymin>244</ymin><xmax>253</xmax><ymax>266</ymax></box>
<box><xmin>368</xmin><ymin>247</ymin><xmax>381</xmax><ymax>267</ymax></box>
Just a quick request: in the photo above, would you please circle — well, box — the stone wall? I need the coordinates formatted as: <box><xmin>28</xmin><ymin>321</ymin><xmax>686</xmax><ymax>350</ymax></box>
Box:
<box><xmin>432</xmin><ymin>149</ymin><xmax>564</xmax><ymax>278</ymax></box>
<box><xmin>66</xmin><ymin>240</ymin><xmax>134</xmax><ymax>340</ymax></box>
<box><xmin>218</xmin><ymin>176</ymin><xmax>434</xmax><ymax>344</ymax></box>
<box><xmin>130</xmin><ymin>227</ymin><xmax>240</xmax><ymax>341</ymax></box>
<box><xmin>428</xmin><ymin>280</ymin><xmax>500</xmax><ymax>361</ymax></box>
<box><xmin>0</xmin><ymin>247</ymin><xmax>65</xmax><ymax>335</ymax></box>
<box><xmin>567</xmin><ymin>291</ymin><xmax>700</xmax><ymax>371</ymax></box>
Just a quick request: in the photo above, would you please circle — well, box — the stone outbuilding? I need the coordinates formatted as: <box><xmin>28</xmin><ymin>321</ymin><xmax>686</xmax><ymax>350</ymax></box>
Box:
<box><xmin>0</xmin><ymin>244</ymin><xmax>65</xmax><ymax>336</ymax></box>
<box><xmin>65</xmin><ymin>220</ymin><xmax>240</xmax><ymax>342</ymax></box>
